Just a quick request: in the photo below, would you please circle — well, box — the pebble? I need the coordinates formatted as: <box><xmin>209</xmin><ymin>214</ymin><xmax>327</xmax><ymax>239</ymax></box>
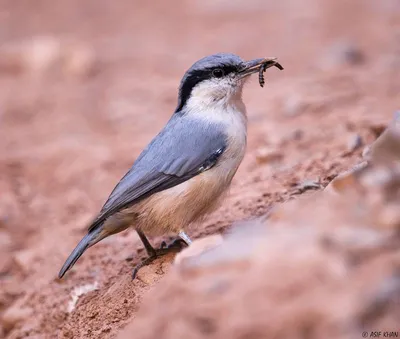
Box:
<box><xmin>290</xmin><ymin>129</ymin><xmax>304</xmax><ymax>141</ymax></box>
<box><xmin>362</xmin><ymin>145</ymin><xmax>371</xmax><ymax>159</ymax></box>
<box><xmin>24</xmin><ymin>36</ymin><xmax>61</xmax><ymax>73</ymax></box>
<box><xmin>1</xmin><ymin>300</ymin><xmax>32</xmax><ymax>331</ymax></box>
<box><xmin>0</xmin><ymin>48</ymin><xmax>24</xmax><ymax>74</ymax></box>
<box><xmin>369</xmin><ymin>124</ymin><xmax>387</xmax><ymax>139</ymax></box>
<box><xmin>0</xmin><ymin>257</ymin><xmax>12</xmax><ymax>276</ymax></box>
<box><xmin>0</xmin><ymin>36</ymin><xmax>97</xmax><ymax>78</ymax></box>
<box><xmin>12</xmin><ymin>249</ymin><xmax>36</xmax><ymax>273</ymax></box>
<box><xmin>68</xmin><ymin>282</ymin><xmax>99</xmax><ymax>313</ymax></box>
<box><xmin>0</xmin><ymin>230</ymin><xmax>12</xmax><ymax>248</ymax></box>
<box><xmin>174</xmin><ymin>235</ymin><xmax>224</xmax><ymax>267</ymax></box>
<box><xmin>324</xmin><ymin>41</ymin><xmax>366</xmax><ymax>68</ymax></box>
<box><xmin>294</xmin><ymin>180</ymin><xmax>321</xmax><ymax>192</ymax></box>
<box><xmin>283</xmin><ymin>94</ymin><xmax>304</xmax><ymax>116</ymax></box>
<box><xmin>347</xmin><ymin>134</ymin><xmax>363</xmax><ymax>152</ymax></box>
<box><xmin>255</xmin><ymin>147</ymin><xmax>283</xmax><ymax>164</ymax></box>
<box><xmin>336</xmin><ymin>43</ymin><xmax>365</xmax><ymax>65</ymax></box>
<box><xmin>63</xmin><ymin>43</ymin><xmax>97</xmax><ymax>77</ymax></box>
<box><xmin>325</xmin><ymin>161</ymin><xmax>368</xmax><ymax>194</ymax></box>
<box><xmin>377</xmin><ymin>204</ymin><xmax>400</xmax><ymax>230</ymax></box>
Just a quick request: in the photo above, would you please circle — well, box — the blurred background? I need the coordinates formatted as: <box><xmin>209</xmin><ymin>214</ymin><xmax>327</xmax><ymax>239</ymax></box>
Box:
<box><xmin>0</xmin><ymin>0</ymin><xmax>399</xmax><ymax>338</ymax></box>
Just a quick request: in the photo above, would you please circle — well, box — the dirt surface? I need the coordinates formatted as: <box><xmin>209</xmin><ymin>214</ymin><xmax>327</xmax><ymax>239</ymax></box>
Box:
<box><xmin>118</xmin><ymin>144</ymin><xmax>400</xmax><ymax>339</ymax></box>
<box><xmin>0</xmin><ymin>0</ymin><xmax>399</xmax><ymax>338</ymax></box>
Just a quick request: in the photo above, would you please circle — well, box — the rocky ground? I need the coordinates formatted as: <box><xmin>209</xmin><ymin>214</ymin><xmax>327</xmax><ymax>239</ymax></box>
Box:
<box><xmin>0</xmin><ymin>0</ymin><xmax>399</xmax><ymax>338</ymax></box>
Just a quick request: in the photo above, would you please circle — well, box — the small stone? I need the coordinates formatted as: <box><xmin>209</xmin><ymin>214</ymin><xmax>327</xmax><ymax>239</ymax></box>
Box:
<box><xmin>283</xmin><ymin>94</ymin><xmax>304</xmax><ymax>116</ymax></box>
<box><xmin>61</xmin><ymin>327</ymin><xmax>74</xmax><ymax>339</ymax></box>
<box><xmin>68</xmin><ymin>282</ymin><xmax>99</xmax><ymax>313</ymax></box>
<box><xmin>0</xmin><ymin>257</ymin><xmax>12</xmax><ymax>275</ymax></box>
<box><xmin>101</xmin><ymin>326</ymin><xmax>112</xmax><ymax>333</ymax></box>
<box><xmin>24</xmin><ymin>36</ymin><xmax>61</xmax><ymax>73</ymax></box>
<box><xmin>125</xmin><ymin>255</ymin><xmax>134</xmax><ymax>262</ymax></box>
<box><xmin>325</xmin><ymin>173</ymin><xmax>356</xmax><ymax>195</ymax></box>
<box><xmin>174</xmin><ymin>235</ymin><xmax>224</xmax><ymax>267</ymax></box>
<box><xmin>63</xmin><ymin>43</ymin><xmax>97</xmax><ymax>77</ymax></box>
<box><xmin>324</xmin><ymin>162</ymin><xmax>368</xmax><ymax>194</ymax></box>
<box><xmin>377</xmin><ymin>205</ymin><xmax>400</xmax><ymax>230</ymax></box>
<box><xmin>88</xmin><ymin>311</ymin><xmax>99</xmax><ymax>319</ymax></box>
<box><xmin>1</xmin><ymin>301</ymin><xmax>32</xmax><ymax>331</ymax></box>
<box><xmin>290</xmin><ymin>129</ymin><xmax>304</xmax><ymax>141</ymax></box>
<box><xmin>339</xmin><ymin>44</ymin><xmax>365</xmax><ymax>65</ymax></box>
<box><xmin>13</xmin><ymin>249</ymin><xmax>36</xmax><ymax>273</ymax></box>
<box><xmin>255</xmin><ymin>147</ymin><xmax>283</xmax><ymax>164</ymax></box>
<box><xmin>294</xmin><ymin>180</ymin><xmax>321</xmax><ymax>193</ymax></box>
<box><xmin>347</xmin><ymin>134</ymin><xmax>363</xmax><ymax>152</ymax></box>
<box><xmin>135</xmin><ymin>265</ymin><xmax>161</xmax><ymax>285</ymax></box>
<box><xmin>362</xmin><ymin>145</ymin><xmax>371</xmax><ymax>159</ymax></box>
<box><xmin>0</xmin><ymin>48</ymin><xmax>24</xmax><ymax>74</ymax></box>
<box><xmin>369</xmin><ymin>124</ymin><xmax>387</xmax><ymax>139</ymax></box>
<box><xmin>325</xmin><ymin>41</ymin><xmax>365</xmax><ymax>68</ymax></box>
<box><xmin>0</xmin><ymin>230</ymin><xmax>12</xmax><ymax>248</ymax></box>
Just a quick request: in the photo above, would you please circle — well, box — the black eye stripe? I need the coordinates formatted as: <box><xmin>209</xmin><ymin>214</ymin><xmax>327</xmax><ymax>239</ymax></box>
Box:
<box><xmin>210</xmin><ymin>65</ymin><xmax>237</xmax><ymax>76</ymax></box>
<box><xmin>204</xmin><ymin>65</ymin><xmax>239</xmax><ymax>78</ymax></box>
<box><xmin>175</xmin><ymin>64</ymin><xmax>240</xmax><ymax>113</ymax></box>
<box><xmin>220</xmin><ymin>65</ymin><xmax>238</xmax><ymax>74</ymax></box>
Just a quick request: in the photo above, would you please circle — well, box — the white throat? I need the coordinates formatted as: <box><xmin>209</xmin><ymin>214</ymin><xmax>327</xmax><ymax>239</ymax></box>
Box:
<box><xmin>184</xmin><ymin>79</ymin><xmax>247</xmax><ymax>127</ymax></box>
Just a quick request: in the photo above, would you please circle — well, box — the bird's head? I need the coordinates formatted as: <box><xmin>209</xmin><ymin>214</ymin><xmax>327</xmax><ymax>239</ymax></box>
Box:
<box><xmin>175</xmin><ymin>53</ymin><xmax>281</xmax><ymax>113</ymax></box>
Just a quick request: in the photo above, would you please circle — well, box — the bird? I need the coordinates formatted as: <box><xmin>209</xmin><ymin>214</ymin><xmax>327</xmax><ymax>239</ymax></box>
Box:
<box><xmin>58</xmin><ymin>53</ymin><xmax>283</xmax><ymax>279</ymax></box>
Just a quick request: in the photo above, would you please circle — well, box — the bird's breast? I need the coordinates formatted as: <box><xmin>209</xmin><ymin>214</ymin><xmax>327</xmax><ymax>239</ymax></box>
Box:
<box><xmin>220</xmin><ymin>103</ymin><xmax>248</xmax><ymax>173</ymax></box>
<box><xmin>132</xmin><ymin>103</ymin><xmax>247</xmax><ymax>235</ymax></box>
<box><xmin>133</xmin><ymin>148</ymin><xmax>245</xmax><ymax>236</ymax></box>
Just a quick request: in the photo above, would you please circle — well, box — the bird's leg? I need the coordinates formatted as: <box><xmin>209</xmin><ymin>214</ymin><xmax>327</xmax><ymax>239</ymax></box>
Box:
<box><xmin>137</xmin><ymin>229</ymin><xmax>157</xmax><ymax>256</ymax></box>
<box><xmin>132</xmin><ymin>230</ymin><xmax>186</xmax><ymax>279</ymax></box>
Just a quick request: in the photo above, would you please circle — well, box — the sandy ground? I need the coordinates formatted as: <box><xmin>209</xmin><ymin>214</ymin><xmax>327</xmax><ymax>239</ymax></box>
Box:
<box><xmin>0</xmin><ymin>0</ymin><xmax>399</xmax><ymax>338</ymax></box>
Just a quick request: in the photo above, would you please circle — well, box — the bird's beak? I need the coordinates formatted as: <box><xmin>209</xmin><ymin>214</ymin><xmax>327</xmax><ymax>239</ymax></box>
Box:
<box><xmin>239</xmin><ymin>57</ymin><xmax>283</xmax><ymax>78</ymax></box>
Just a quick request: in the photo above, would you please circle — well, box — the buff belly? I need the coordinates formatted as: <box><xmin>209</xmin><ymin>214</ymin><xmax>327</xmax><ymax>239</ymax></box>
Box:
<box><xmin>101</xmin><ymin>112</ymin><xmax>247</xmax><ymax>238</ymax></box>
<box><xmin>132</xmin><ymin>162</ymin><xmax>236</xmax><ymax>236</ymax></box>
<box><xmin>100</xmin><ymin>159</ymin><xmax>238</xmax><ymax>238</ymax></box>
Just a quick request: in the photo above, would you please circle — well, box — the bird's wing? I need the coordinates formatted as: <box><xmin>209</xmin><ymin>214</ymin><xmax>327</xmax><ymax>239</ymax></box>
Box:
<box><xmin>88</xmin><ymin>115</ymin><xmax>227</xmax><ymax>232</ymax></box>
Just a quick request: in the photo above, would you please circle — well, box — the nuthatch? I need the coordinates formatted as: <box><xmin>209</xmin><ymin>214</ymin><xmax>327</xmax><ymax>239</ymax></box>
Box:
<box><xmin>58</xmin><ymin>53</ymin><xmax>283</xmax><ymax>279</ymax></box>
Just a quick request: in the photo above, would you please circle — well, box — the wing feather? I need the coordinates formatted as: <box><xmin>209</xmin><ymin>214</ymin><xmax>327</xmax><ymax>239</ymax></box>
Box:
<box><xmin>88</xmin><ymin>115</ymin><xmax>226</xmax><ymax>232</ymax></box>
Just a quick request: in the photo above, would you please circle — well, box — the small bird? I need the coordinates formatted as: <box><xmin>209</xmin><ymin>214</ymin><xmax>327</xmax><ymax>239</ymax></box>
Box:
<box><xmin>58</xmin><ymin>53</ymin><xmax>283</xmax><ymax>279</ymax></box>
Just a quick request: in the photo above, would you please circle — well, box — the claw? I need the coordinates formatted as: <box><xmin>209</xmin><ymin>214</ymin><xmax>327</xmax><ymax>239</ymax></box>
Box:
<box><xmin>131</xmin><ymin>243</ymin><xmax>185</xmax><ymax>280</ymax></box>
<box><xmin>132</xmin><ymin>231</ymin><xmax>192</xmax><ymax>280</ymax></box>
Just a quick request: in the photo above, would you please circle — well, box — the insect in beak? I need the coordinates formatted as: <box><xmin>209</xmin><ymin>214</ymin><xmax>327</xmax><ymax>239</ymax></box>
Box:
<box><xmin>239</xmin><ymin>57</ymin><xmax>284</xmax><ymax>87</ymax></box>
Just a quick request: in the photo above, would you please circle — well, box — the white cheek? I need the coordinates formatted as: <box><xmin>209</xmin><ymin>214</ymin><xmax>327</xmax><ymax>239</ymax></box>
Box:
<box><xmin>191</xmin><ymin>79</ymin><xmax>223</xmax><ymax>99</ymax></box>
<box><xmin>184</xmin><ymin>78</ymin><xmax>247</xmax><ymax>127</ymax></box>
<box><xmin>190</xmin><ymin>78</ymin><xmax>240</xmax><ymax>103</ymax></box>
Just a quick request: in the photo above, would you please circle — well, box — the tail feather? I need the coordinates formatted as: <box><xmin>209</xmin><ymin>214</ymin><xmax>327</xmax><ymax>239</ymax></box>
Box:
<box><xmin>58</xmin><ymin>230</ymin><xmax>100</xmax><ymax>278</ymax></box>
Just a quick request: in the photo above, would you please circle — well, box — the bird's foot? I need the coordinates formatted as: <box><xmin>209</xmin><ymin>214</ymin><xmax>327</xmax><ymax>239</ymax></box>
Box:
<box><xmin>159</xmin><ymin>238</ymin><xmax>188</xmax><ymax>250</ymax></box>
<box><xmin>131</xmin><ymin>241</ymin><xmax>186</xmax><ymax>280</ymax></box>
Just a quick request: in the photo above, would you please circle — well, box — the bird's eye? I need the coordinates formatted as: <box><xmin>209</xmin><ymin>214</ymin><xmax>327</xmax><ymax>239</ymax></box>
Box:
<box><xmin>212</xmin><ymin>68</ymin><xmax>224</xmax><ymax>78</ymax></box>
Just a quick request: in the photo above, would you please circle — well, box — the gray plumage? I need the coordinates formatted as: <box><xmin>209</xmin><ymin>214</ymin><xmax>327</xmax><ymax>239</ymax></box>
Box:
<box><xmin>58</xmin><ymin>53</ymin><xmax>281</xmax><ymax>279</ymax></box>
<box><xmin>89</xmin><ymin>114</ymin><xmax>227</xmax><ymax>232</ymax></box>
<box><xmin>59</xmin><ymin>114</ymin><xmax>227</xmax><ymax>278</ymax></box>
<box><xmin>176</xmin><ymin>53</ymin><xmax>244</xmax><ymax>112</ymax></box>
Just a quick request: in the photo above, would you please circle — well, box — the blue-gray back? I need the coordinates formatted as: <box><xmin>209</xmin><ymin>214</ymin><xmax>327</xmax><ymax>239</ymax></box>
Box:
<box><xmin>88</xmin><ymin>113</ymin><xmax>227</xmax><ymax>231</ymax></box>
